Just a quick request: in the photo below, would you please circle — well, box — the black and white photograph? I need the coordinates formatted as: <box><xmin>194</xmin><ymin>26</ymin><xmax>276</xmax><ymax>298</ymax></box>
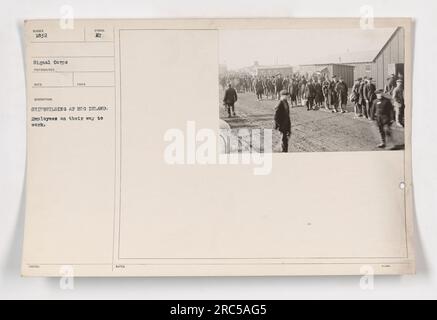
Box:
<box><xmin>219</xmin><ymin>27</ymin><xmax>406</xmax><ymax>153</ymax></box>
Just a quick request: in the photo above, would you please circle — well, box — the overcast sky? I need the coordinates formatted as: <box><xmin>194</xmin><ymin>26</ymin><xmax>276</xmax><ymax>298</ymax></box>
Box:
<box><xmin>219</xmin><ymin>28</ymin><xmax>395</xmax><ymax>70</ymax></box>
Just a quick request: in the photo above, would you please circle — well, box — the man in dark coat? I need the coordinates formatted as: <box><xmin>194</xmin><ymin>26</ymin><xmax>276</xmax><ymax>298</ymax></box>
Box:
<box><xmin>335</xmin><ymin>77</ymin><xmax>348</xmax><ymax>113</ymax></box>
<box><xmin>288</xmin><ymin>78</ymin><xmax>298</xmax><ymax>107</ymax></box>
<box><xmin>314</xmin><ymin>78</ymin><xmax>324</xmax><ymax>109</ymax></box>
<box><xmin>351</xmin><ymin>78</ymin><xmax>362</xmax><ymax>117</ymax></box>
<box><xmin>267</xmin><ymin>77</ymin><xmax>275</xmax><ymax>100</ymax></box>
<box><xmin>255</xmin><ymin>78</ymin><xmax>264</xmax><ymax>101</ymax></box>
<box><xmin>322</xmin><ymin>78</ymin><xmax>331</xmax><ymax>112</ymax></box>
<box><xmin>275</xmin><ymin>75</ymin><xmax>284</xmax><ymax>100</ymax></box>
<box><xmin>223</xmin><ymin>83</ymin><xmax>238</xmax><ymax>117</ymax></box>
<box><xmin>358</xmin><ymin>77</ymin><xmax>367</xmax><ymax>117</ymax></box>
<box><xmin>329</xmin><ymin>76</ymin><xmax>339</xmax><ymax>112</ymax></box>
<box><xmin>365</xmin><ymin>78</ymin><xmax>377</xmax><ymax>120</ymax></box>
<box><xmin>372</xmin><ymin>89</ymin><xmax>394</xmax><ymax>148</ymax></box>
<box><xmin>274</xmin><ymin>90</ymin><xmax>291</xmax><ymax>152</ymax></box>
<box><xmin>304</xmin><ymin>80</ymin><xmax>316</xmax><ymax>111</ymax></box>
<box><xmin>298</xmin><ymin>76</ymin><xmax>307</xmax><ymax>105</ymax></box>
<box><xmin>282</xmin><ymin>76</ymin><xmax>290</xmax><ymax>93</ymax></box>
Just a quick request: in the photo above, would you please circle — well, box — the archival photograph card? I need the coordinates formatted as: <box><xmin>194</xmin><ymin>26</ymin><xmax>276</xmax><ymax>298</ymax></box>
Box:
<box><xmin>22</xmin><ymin>18</ymin><xmax>414</xmax><ymax>276</ymax></box>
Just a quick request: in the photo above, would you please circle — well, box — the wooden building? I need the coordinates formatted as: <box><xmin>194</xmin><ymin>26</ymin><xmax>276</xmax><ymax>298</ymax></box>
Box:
<box><xmin>237</xmin><ymin>62</ymin><xmax>293</xmax><ymax>77</ymax></box>
<box><xmin>254</xmin><ymin>64</ymin><xmax>294</xmax><ymax>77</ymax></box>
<box><xmin>352</xmin><ymin>27</ymin><xmax>405</xmax><ymax>90</ymax></box>
<box><xmin>297</xmin><ymin>27</ymin><xmax>405</xmax><ymax>90</ymax></box>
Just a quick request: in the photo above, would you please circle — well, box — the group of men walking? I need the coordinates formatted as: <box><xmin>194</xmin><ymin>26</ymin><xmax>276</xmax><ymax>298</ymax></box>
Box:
<box><xmin>222</xmin><ymin>73</ymin><xmax>352</xmax><ymax>114</ymax></box>
<box><xmin>221</xmin><ymin>72</ymin><xmax>405</xmax><ymax>152</ymax></box>
<box><xmin>351</xmin><ymin>74</ymin><xmax>404</xmax><ymax>127</ymax></box>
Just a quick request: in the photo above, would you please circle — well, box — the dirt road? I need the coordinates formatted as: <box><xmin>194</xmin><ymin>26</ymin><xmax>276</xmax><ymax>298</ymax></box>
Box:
<box><xmin>219</xmin><ymin>90</ymin><xmax>404</xmax><ymax>153</ymax></box>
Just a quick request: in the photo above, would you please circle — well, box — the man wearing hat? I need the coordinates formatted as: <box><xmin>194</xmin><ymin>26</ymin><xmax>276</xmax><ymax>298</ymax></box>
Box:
<box><xmin>372</xmin><ymin>89</ymin><xmax>395</xmax><ymax>148</ymax></box>
<box><xmin>392</xmin><ymin>78</ymin><xmax>404</xmax><ymax>127</ymax></box>
<box><xmin>358</xmin><ymin>77</ymin><xmax>368</xmax><ymax>117</ymax></box>
<box><xmin>322</xmin><ymin>77</ymin><xmax>331</xmax><ymax>112</ymax></box>
<box><xmin>268</xmin><ymin>76</ymin><xmax>273</xmax><ymax>98</ymax></box>
<box><xmin>274</xmin><ymin>75</ymin><xmax>284</xmax><ymax>100</ymax></box>
<box><xmin>329</xmin><ymin>75</ymin><xmax>339</xmax><ymax>112</ymax></box>
<box><xmin>385</xmin><ymin>74</ymin><xmax>397</xmax><ymax>95</ymax></box>
<box><xmin>314</xmin><ymin>77</ymin><xmax>324</xmax><ymax>109</ymax></box>
<box><xmin>274</xmin><ymin>89</ymin><xmax>292</xmax><ymax>152</ymax></box>
<box><xmin>303</xmin><ymin>79</ymin><xmax>316</xmax><ymax>111</ymax></box>
<box><xmin>223</xmin><ymin>83</ymin><xmax>238</xmax><ymax>117</ymax></box>
<box><xmin>298</xmin><ymin>76</ymin><xmax>307</xmax><ymax>105</ymax></box>
<box><xmin>364</xmin><ymin>78</ymin><xmax>377</xmax><ymax>120</ymax></box>
<box><xmin>288</xmin><ymin>77</ymin><xmax>299</xmax><ymax>107</ymax></box>
<box><xmin>351</xmin><ymin>78</ymin><xmax>362</xmax><ymax>117</ymax></box>
<box><xmin>255</xmin><ymin>77</ymin><xmax>264</xmax><ymax>101</ymax></box>
<box><xmin>335</xmin><ymin>77</ymin><xmax>348</xmax><ymax>113</ymax></box>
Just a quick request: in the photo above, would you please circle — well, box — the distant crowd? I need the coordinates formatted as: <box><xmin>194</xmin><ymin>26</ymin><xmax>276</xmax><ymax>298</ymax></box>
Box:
<box><xmin>221</xmin><ymin>72</ymin><xmax>405</xmax><ymax>151</ymax></box>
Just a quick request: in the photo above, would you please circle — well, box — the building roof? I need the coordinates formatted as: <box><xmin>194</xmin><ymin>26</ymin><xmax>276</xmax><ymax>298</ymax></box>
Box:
<box><xmin>299</xmin><ymin>62</ymin><xmax>356</xmax><ymax>68</ymax></box>
<box><xmin>256</xmin><ymin>64</ymin><xmax>293</xmax><ymax>70</ymax></box>
<box><xmin>337</xmin><ymin>51</ymin><xmax>380</xmax><ymax>64</ymax></box>
<box><xmin>230</xmin><ymin>28</ymin><xmax>400</xmax><ymax>71</ymax></box>
<box><xmin>373</xmin><ymin>27</ymin><xmax>402</xmax><ymax>61</ymax></box>
<box><xmin>301</xmin><ymin>50</ymin><xmax>379</xmax><ymax>66</ymax></box>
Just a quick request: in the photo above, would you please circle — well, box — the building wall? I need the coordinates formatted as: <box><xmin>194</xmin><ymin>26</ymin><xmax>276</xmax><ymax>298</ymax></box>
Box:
<box><xmin>331</xmin><ymin>64</ymin><xmax>354</xmax><ymax>88</ymax></box>
<box><xmin>374</xmin><ymin>27</ymin><xmax>405</xmax><ymax>90</ymax></box>
<box><xmin>351</xmin><ymin>62</ymin><xmax>373</xmax><ymax>82</ymax></box>
<box><xmin>297</xmin><ymin>64</ymin><xmax>354</xmax><ymax>87</ymax></box>
<box><xmin>295</xmin><ymin>65</ymin><xmax>319</xmax><ymax>75</ymax></box>
<box><xmin>352</xmin><ymin>27</ymin><xmax>405</xmax><ymax>90</ymax></box>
